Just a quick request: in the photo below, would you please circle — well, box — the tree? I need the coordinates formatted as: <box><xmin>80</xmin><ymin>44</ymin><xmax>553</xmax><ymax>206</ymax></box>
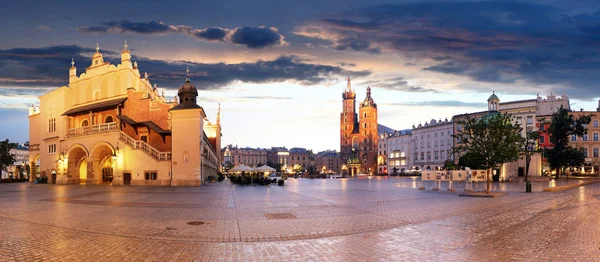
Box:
<box><xmin>452</xmin><ymin>113</ymin><xmax>524</xmax><ymax>193</ymax></box>
<box><xmin>0</xmin><ymin>139</ymin><xmax>16</xmax><ymax>176</ymax></box>
<box><xmin>544</xmin><ymin>105</ymin><xmax>593</xmax><ymax>179</ymax></box>
<box><xmin>458</xmin><ymin>152</ymin><xmax>485</xmax><ymax>170</ymax></box>
<box><xmin>521</xmin><ymin>131</ymin><xmax>541</xmax><ymax>182</ymax></box>
<box><xmin>443</xmin><ymin>159</ymin><xmax>457</xmax><ymax>170</ymax></box>
<box><xmin>293</xmin><ymin>164</ymin><xmax>302</xmax><ymax>174</ymax></box>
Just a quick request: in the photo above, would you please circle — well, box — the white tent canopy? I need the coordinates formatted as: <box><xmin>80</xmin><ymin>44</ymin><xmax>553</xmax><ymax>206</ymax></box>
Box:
<box><xmin>254</xmin><ymin>165</ymin><xmax>276</xmax><ymax>172</ymax></box>
<box><xmin>230</xmin><ymin>164</ymin><xmax>254</xmax><ymax>173</ymax></box>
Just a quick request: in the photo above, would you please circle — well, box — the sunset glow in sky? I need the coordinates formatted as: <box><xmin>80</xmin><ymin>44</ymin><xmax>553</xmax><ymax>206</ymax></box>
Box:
<box><xmin>2</xmin><ymin>0</ymin><xmax>600</xmax><ymax>151</ymax></box>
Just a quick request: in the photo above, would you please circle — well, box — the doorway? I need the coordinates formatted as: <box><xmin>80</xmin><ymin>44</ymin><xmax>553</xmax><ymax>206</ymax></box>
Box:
<box><xmin>123</xmin><ymin>172</ymin><xmax>131</xmax><ymax>185</ymax></box>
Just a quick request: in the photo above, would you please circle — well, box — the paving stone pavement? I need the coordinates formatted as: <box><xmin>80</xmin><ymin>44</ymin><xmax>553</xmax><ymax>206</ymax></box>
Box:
<box><xmin>1</xmin><ymin>177</ymin><xmax>599</xmax><ymax>261</ymax></box>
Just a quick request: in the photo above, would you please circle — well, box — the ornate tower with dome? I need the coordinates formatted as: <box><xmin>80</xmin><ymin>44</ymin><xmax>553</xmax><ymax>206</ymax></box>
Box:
<box><xmin>340</xmin><ymin>76</ymin><xmax>378</xmax><ymax>176</ymax></box>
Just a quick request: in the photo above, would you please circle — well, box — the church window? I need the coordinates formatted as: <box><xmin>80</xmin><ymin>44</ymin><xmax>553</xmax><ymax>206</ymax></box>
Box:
<box><xmin>364</xmin><ymin>122</ymin><xmax>367</xmax><ymax>128</ymax></box>
<box><xmin>81</xmin><ymin>119</ymin><xmax>89</xmax><ymax>127</ymax></box>
<box><xmin>105</xmin><ymin>116</ymin><xmax>113</xmax><ymax>123</ymax></box>
<box><xmin>363</xmin><ymin>112</ymin><xmax>367</xmax><ymax>118</ymax></box>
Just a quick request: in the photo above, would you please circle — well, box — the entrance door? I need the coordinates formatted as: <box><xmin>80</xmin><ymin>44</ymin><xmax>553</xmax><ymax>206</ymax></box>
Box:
<box><xmin>51</xmin><ymin>170</ymin><xmax>56</xmax><ymax>184</ymax></box>
<box><xmin>123</xmin><ymin>173</ymin><xmax>131</xmax><ymax>185</ymax></box>
<box><xmin>518</xmin><ymin>167</ymin><xmax>525</xmax><ymax>177</ymax></box>
<box><xmin>102</xmin><ymin>167</ymin><xmax>113</xmax><ymax>183</ymax></box>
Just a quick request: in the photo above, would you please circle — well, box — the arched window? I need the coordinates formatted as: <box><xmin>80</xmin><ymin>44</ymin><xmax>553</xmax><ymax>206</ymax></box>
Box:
<box><xmin>363</xmin><ymin>112</ymin><xmax>367</xmax><ymax>118</ymax></box>
<box><xmin>363</xmin><ymin>122</ymin><xmax>367</xmax><ymax>128</ymax></box>
<box><xmin>81</xmin><ymin>119</ymin><xmax>89</xmax><ymax>127</ymax></box>
<box><xmin>105</xmin><ymin>116</ymin><xmax>113</xmax><ymax>123</ymax></box>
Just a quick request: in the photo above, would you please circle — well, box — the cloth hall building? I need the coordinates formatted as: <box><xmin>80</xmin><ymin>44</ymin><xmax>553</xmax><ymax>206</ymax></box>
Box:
<box><xmin>28</xmin><ymin>43</ymin><xmax>221</xmax><ymax>186</ymax></box>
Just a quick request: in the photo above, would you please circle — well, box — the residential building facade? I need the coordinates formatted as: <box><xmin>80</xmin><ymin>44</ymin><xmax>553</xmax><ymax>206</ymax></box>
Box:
<box><xmin>223</xmin><ymin>145</ymin><xmax>268</xmax><ymax>167</ymax></box>
<box><xmin>413</xmin><ymin>118</ymin><xmax>453</xmax><ymax>171</ymax></box>
<box><xmin>315</xmin><ymin>150</ymin><xmax>341</xmax><ymax>173</ymax></box>
<box><xmin>384</xmin><ymin>129</ymin><xmax>414</xmax><ymax>174</ymax></box>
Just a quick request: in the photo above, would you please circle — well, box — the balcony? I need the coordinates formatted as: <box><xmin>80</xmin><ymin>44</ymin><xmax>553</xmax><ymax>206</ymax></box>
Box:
<box><xmin>67</xmin><ymin>122</ymin><xmax>118</xmax><ymax>137</ymax></box>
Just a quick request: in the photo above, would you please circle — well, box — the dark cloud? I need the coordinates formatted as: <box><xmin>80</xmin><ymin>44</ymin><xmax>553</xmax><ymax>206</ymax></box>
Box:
<box><xmin>360</xmin><ymin>77</ymin><xmax>438</xmax><ymax>93</ymax></box>
<box><xmin>0</xmin><ymin>45</ymin><xmax>116</xmax><ymax>92</ymax></box>
<box><xmin>194</xmin><ymin>27</ymin><xmax>228</xmax><ymax>41</ymax></box>
<box><xmin>229</xmin><ymin>26</ymin><xmax>285</xmax><ymax>49</ymax></box>
<box><xmin>0</xmin><ymin>45</ymin><xmax>370</xmax><ymax>96</ymax></box>
<box><xmin>77</xmin><ymin>20</ymin><xmax>171</xmax><ymax>34</ymax></box>
<box><xmin>334</xmin><ymin>36</ymin><xmax>380</xmax><ymax>54</ymax></box>
<box><xmin>77</xmin><ymin>21</ymin><xmax>285</xmax><ymax>49</ymax></box>
<box><xmin>337</xmin><ymin>62</ymin><xmax>356</xmax><ymax>67</ymax></box>
<box><xmin>298</xmin><ymin>2</ymin><xmax>600</xmax><ymax>99</ymax></box>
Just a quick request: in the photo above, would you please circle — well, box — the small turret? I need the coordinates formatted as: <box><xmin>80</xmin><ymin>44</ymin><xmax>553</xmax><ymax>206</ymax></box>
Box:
<box><xmin>171</xmin><ymin>67</ymin><xmax>200</xmax><ymax>110</ymax></box>
<box><xmin>487</xmin><ymin>91</ymin><xmax>500</xmax><ymax>111</ymax></box>
<box><xmin>121</xmin><ymin>40</ymin><xmax>132</xmax><ymax>68</ymax></box>
<box><xmin>69</xmin><ymin>58</ymin><xmax>77</xmax><ymax>84</ymax></box>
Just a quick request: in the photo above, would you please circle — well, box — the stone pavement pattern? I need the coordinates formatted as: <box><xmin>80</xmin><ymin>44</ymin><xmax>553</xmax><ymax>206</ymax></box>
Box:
<box><xmin>0</xmin><ymin>177</ymin><xmax>599</xmax><ymax>261</ymax></box>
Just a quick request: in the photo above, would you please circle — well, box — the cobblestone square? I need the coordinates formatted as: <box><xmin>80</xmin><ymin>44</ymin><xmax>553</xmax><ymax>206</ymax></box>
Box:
<box><xmin>1</xmin><ymin>177</ymin><xmax>599</xmax><ymax>261</ymax></box>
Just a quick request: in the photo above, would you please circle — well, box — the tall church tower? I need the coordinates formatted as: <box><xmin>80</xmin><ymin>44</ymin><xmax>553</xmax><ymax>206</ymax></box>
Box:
<box><xmin>358</xmin><ymin>86</ymin><xmax>378</xmax><ymax>174</ymax></box>
<box><xmin>340</xmin><ymin>76</ymin><xmax>357</xmax><ymax>165</ymax></box>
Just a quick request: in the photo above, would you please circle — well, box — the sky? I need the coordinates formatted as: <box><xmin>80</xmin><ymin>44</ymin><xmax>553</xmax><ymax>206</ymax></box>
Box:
<box><xmin>2</xmin><ymin>0</ymin><xmax>600</xmax><ymax>152</ymax></box>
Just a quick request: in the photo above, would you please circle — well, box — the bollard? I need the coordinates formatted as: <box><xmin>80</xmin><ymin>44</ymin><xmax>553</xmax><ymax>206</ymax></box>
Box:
<box><xmin>526</xmin><ymin>181</ymin><xmax>532</xmax><ymax>193</ymax></box>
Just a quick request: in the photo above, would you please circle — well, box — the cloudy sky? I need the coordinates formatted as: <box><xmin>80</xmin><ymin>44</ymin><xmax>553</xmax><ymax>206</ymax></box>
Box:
<box><xmin>2</xmin><ymin>0</ymin><xmax>600</xmax><ymax>151</ymax></box>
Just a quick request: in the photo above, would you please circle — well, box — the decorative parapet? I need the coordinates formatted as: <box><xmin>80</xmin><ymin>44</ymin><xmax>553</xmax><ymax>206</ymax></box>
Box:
<box><xmin>28</xmin><ymin>105</ymin><xmax>40</xmax><ymax>116</ymax></box>
<box><xmin>29</xmin><ymin>144</ymin><xmax>40</xmax><ymax>151</ymax></box>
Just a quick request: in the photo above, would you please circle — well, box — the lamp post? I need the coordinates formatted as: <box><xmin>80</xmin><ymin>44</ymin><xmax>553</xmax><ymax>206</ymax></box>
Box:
<box><xmin>342</xmin><ymin>165</ymin><xmax>347</xmax><ymax>178</ymax></box>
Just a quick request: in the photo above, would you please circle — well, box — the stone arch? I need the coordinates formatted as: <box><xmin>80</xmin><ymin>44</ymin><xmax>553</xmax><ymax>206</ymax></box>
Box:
<box><xmin>81</xmin><ymin>119</ymin><xmax>89</xmax><ymax>127</ymax></box>
<box><xmin>66</xmin><ymin>144</ymin><xmax>89</xmax><ymax>184</ymax></box>
<box><xmin>105</xmin><ymin>115</ymin><xmax>114</xmax><ymax>123</ymax></box>
<box><xmin>93</xmin><ymin>89</ymin><xmax>100</xmax><ymax>101</ymax></box>
<box><xmin>90</xmin><ymin>142</ymin><xmax>116</xmax><ymax>184</ymax></box>
<box><xmin>29</xmin><ymin>154</ymin><xmax>40</xmax><ymax>182</ymax></box>
<box><xmin>352</xmin><ymin>137</ymin><xmax>359</xmax><ymax>151</ymax></box>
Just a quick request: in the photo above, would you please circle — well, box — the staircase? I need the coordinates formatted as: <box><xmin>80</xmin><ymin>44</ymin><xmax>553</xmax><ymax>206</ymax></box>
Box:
<box><xmin>119</xmin><ymin>131</ymin><xmax>172</xmax><ymax>161</ymax></box>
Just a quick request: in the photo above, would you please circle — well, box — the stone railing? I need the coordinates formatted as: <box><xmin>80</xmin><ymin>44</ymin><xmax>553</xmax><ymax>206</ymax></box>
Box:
<box><xmin>67</xmin><ymin>122</ymin><xmax>118</xmax><ymax>137</ymax></box>
<box><xmin>119</xmin><ymin>131</ymin><xmax>171</xmax><ymax>161</ymax></box>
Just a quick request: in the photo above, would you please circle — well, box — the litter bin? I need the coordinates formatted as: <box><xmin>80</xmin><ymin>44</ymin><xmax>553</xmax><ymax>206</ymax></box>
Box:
<box><xmin>526</xmin><ymin>181</ymin><xmax>532</xmax><ymax>193</ymax></box>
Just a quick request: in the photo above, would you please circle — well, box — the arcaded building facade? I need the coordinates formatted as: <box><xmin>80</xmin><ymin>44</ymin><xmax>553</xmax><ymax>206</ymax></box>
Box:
<box><xmin>28</xmin><ymin>43</ymin><xmax>221</xmax><ymax>186</ymax></box>
<box><xmin>340</xmin><ymin>76</ymin><xmax>378</xmax><ymax>175</ymax></box>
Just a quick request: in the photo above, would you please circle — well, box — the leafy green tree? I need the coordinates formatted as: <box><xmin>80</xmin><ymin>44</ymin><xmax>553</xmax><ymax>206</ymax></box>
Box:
<box><xmin>0</xmin><ymin>139</ymin><xmax>16</xmax><ymax>176</ymax></box>
<box><xmin>457</xmin><ymin>152</ymin><xmax>485</xmax><ymax>170</ymax></box>
<box><xmin>452</xmin><ymin>113</ymin><xmax>524</xmax><ymax>193</ymax></box>
<box><xmin>522</xmin><ymin>131</ymin><xmax>540</xmax><ymax>182</ymax></box>
<box><xmin>544</xmin><ymin>105</ymin><xmax>593</xmax><ymax>179</ymax></box>
<box><xmin>443</xmin><ymin>159</ymin><xmax>456</xmax><ymax>170</ymax></box>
